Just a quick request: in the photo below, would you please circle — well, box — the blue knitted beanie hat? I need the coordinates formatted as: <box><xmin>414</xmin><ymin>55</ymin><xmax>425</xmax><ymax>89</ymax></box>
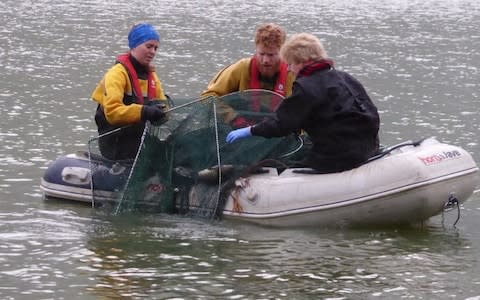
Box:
<box><xmin>128</xmin><ymin>23</ymin><xmax>160</xmax><ymax>49</ymax></box>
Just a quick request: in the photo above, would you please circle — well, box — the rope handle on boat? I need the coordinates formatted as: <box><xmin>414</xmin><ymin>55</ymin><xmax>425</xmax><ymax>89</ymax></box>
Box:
<box><xmin>442</xmin><ymin>194</ymin><xmax>461</xmax><ymax>227</ymax></box>
<box><xmin>367</xmin><ymin>138</ymin><xmax>426</xmax><ymax>163</ymax></box>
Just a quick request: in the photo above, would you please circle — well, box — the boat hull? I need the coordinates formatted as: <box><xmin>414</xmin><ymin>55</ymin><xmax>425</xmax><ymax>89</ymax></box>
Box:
<box><xmin>40</xmin><ymin>138</ymin><xmax>479</xmax><ymax>227</ymax></box>
<box><xmin>40</xmin><ymin>151</ymin><xmax>130</xmax><ymax>203</ymax></box>
<box><xmin>221</xmin><ymin>173</ymin><xmax>477</xmax><ymax>227</ymax></box>
<box><xmin>219</xmin><ymin>138</ymin><xmax>479</xmax><ymax>227</ymax></box>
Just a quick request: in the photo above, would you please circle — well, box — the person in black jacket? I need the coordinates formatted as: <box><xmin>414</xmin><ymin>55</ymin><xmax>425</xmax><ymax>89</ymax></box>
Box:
<box><xmin>226</xmin><ymin>33</ymin><xmax>380</xmax><ymax>173</ymax></box>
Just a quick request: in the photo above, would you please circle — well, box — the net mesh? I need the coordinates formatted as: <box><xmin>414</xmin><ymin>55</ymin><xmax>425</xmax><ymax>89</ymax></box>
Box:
<box><xmin>89</xmin><ymin>90</ymin><xmax>302</xmax><ymax>218</ymax></box>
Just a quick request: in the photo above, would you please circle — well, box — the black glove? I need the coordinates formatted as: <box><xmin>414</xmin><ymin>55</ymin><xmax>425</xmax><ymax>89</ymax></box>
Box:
<box><xmin>142</xmin><ymin>104</ymin><xmax>168</xmax><ymax>125</ymax></box>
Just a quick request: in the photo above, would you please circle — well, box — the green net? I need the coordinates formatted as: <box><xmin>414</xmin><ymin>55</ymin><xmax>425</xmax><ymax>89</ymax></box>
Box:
<box><xmin>91</xmin><ymin>90</ymin><xmax>303</xmax><ymax>218</ymax></box>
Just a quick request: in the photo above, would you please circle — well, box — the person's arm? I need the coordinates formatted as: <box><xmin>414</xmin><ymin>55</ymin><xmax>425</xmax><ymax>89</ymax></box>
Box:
<box><xmin>202</xmin><ymin>59</ymin><xmax>252</xmax><ymax>125</ymax></box>
<box><xmin>251</xmin><ymin>84</ymin><xmax>310</xmax><ymax>138</ymax></box>
<box><xmin>226</xmin><ymin>84</ymin><xmax>311</xmax><ymax>143</ymax></box>
<box><xmin>95</xmin><ymin>65</ymin><xmax>144</xmax><ymax>125</ymax></box>
<box><xmin>201</xmin><ymin>58</ymin><xmax>250</xmax><ymax>98</ymax></box>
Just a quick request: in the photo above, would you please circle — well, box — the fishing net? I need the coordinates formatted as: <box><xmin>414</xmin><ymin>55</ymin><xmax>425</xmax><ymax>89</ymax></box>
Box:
<box><xmin>90</xmin><ymin>90</ymin><xmax>303</xmax><ymax>218</ymax></box>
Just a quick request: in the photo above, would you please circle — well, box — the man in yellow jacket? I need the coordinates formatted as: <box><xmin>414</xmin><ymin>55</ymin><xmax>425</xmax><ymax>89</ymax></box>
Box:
<box><xmin>202</xmin><ymin>23</ymin><xmax>296</xmax><ymax>127</ymax></box>
<box><xmin>92</xmin><ymin>23</ymin><xmax>169</xmax><ymax>160</ymax></box>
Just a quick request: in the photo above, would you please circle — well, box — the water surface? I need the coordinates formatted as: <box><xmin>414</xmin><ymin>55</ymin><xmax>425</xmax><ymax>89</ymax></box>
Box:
<box><xmin>1</xmin><ymin>0</ymin><xmax>479</xmax><ymax>298</ymax></box>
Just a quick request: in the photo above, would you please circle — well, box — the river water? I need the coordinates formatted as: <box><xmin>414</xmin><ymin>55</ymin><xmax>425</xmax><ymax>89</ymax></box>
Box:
<box><xmin>1</xmin><ymin>0</ymin><xmax>480</xmax><ymax>299</ymax></box>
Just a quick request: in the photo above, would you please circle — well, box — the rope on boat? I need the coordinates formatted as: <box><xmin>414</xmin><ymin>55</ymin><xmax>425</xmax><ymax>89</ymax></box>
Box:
<box><xmin>442</xmin><ymin>194</ymin><xmax>461</xmax><ymax>227</ymax></box>
<box><xmin>367</xmin><ymin>138</ymin><xmax>425</xmax><ymax>163</ymax></box>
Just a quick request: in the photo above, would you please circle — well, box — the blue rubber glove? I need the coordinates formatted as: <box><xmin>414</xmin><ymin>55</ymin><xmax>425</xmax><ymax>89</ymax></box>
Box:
<box><xmin>226</xmin><ymin>126</ymin><xmax>252</xmax><ymax>143</ymax></box>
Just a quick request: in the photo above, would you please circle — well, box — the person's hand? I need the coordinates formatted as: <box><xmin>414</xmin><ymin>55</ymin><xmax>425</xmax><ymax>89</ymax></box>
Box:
<box><xmin>226</xmin><ymin>126</ymin><xmax>252</xmax><ymax>143</ymax></box>
<box><xmin>142</xmin><ymin>104</ymin><xmax>168</xmax><ymax>125</ymax></box>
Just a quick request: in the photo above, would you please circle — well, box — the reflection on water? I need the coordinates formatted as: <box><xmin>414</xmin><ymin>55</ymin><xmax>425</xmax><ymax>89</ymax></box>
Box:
<box><xmin>81</xmin><ymin>214</ymin><xmax>475</xmax><ymax>299</ymax></box>
<box><xmin>0</xmin><ymin>201</ymin><xmax>479</xmax><ymax>298</ymax></box>
<box><xmin>0</xmin><ymin>206</ymin><xmax>96</xmax><ymax>299</ymax></box>
<box><xmin>1</xmin><ymin>0</ymin><xmax>480</xmax><ymax>298</ymax></box>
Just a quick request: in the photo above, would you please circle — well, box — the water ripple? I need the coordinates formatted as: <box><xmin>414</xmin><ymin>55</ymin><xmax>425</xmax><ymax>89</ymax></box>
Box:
<box><xmin>1</xmin><ymin>0</ymin><xmax>480</xmax><ymax>298</ymax></box>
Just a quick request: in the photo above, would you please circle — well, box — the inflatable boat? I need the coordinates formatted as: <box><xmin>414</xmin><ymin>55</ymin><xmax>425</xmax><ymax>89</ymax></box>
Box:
<box><xmin>191</xmin><ymin>137</ymin><xmax>479</xmax><ymax>227</ymax></box>
<box><xmin>40</xmin><ymin>151</ymin><xmax>130</xmax><ymax>203</ymax></box>
<box><xmin>41</xmin><ymin>137</ymin><xmax>479</xmax><ymax>227</ymax></box>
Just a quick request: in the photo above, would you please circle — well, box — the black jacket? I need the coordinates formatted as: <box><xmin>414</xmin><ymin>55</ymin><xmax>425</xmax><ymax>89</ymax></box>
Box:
<box><xmin>251</xmin><ymin>61</ymin><xmax>380</xmax><ymax>173</ymax></box>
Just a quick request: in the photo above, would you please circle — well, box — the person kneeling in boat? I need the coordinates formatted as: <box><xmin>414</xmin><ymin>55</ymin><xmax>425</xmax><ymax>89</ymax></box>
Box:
<box><xmin>226</xmin><ymin>33</ymin><xmax>380</xmax><ymax>174</ymax></box>
<box><xmin>92</xmin><ymin>23</ymin><xmax>169</xmax><ymax>161</ymax></box>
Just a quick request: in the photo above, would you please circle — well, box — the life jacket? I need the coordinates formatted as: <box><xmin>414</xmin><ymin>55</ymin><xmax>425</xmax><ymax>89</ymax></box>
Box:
<box><xmin>249</xmin><ymin>56</ymin><xmax>288</xmax><ymax>111</ymax></box>
<box><xmin>116</xmin><ymin>53</ymin><xmax>157</xmax><ymax>104</ymax></box>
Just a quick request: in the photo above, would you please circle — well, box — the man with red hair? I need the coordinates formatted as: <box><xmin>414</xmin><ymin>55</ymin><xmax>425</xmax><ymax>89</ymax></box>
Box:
<box><xmin>202</xmin><ymin>23</ymin><xmax>296</xmax><ymax>127</ymax></box>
